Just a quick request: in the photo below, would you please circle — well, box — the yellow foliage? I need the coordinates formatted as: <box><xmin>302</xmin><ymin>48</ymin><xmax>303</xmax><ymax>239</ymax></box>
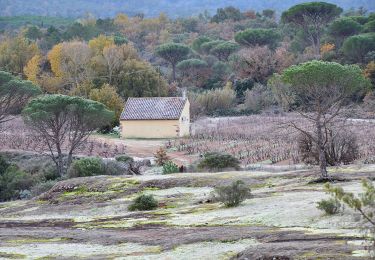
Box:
<box><xmin>320</xmin><ymin>43</ymin><xmax>335</xmax><ymax>54</ymax></box>
<box><xmin>38</xmin><ymin>74</ymin><xmax>64</xmax><ymax>94</ymax></box>
<box><xmin>24</xmin><ymin>54</ymin><xmax>41</xmax><ymax>84</ymax></box>
<box><xmin>114</xmin><ymin>13</ymin><xmax>129</xmax><ymax>27</ymax></box>
<box><xmin>89</xmin><ymin>84</ymin><xmax>124</xmax><ymax>119</ymax></box>
<box><xmin>47</xmin><ymin>43</ymin><xmax>64</xmax><ymax>77</ymax></box>
<box><xmin>0</xmin><ymin>35</ymin><xmax>39</xmax><ymax>74</ymax></box>
<box><xmin>224</xmin><ymin>81</ymin><xmax>233</xmax><ymax>90</ymax></box>
<box><xmin>364</xmin><ymin>61</ymin><xmax>375</xmax><ymax>85</ymax></box>
<box><xmin>88</xmin><ymin>35</ymin><xmax>114</xmax><ymax>55</ymax></box>
<box><xmin>70</xmin><ymin>81</ymin><xmax>94</xmax><ymax>98</ymax></box>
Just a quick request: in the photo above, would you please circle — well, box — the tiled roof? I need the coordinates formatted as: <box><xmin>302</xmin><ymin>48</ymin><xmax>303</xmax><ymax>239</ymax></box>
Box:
<box><xmin>120</xmin><ymin>97</ymin><xmax>187</xmax><ymax>120</ymax></box>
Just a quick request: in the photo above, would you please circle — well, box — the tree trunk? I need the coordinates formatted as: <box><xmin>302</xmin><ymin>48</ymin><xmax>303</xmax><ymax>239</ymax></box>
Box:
<box><xmin>55</xmin><ymin>141</ymin><xmax>65</xmax><ymax>177</ymax></box>
<box><xmin>316</xmin><ymin>116</ymin><xmax>328</xmax><ymax>178</ymax></box>
<box><xmin>57</xmin><ymin>153</ymin><xmax>64</xmax><ymax>177</ymax></box>
<box><xmin>67</xmin><ymin>151</ymin><xmax>73</xmax><ymax>174</ymax></box>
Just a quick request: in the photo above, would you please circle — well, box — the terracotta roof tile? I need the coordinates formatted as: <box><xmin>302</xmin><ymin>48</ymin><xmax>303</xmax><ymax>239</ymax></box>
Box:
<box><xmin>120</xmin><ymin>97</ymin><xmax>187</xmax><ymax>120</ymax></box>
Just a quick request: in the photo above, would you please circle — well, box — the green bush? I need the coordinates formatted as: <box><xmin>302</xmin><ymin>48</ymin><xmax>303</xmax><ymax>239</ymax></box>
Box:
<box><xmin>42</xmin><ymin>166</ymin><xmax>60</xmax><ymax>181</ymax></box>
<box><xmin>68</xmin><ymin>157</ymin><xmax>104</xmax><ymax>178</ymax></box>
<box><xmin>316</xmin><ymin>198</ymin><xmax>341</xmax><ymax>215</ymax></box>
<box><xmin>198</xmin><ymin>152</ymin><xmax>240</xmax><ymax>171</ymax></box>
<box><xmin>0</xmin><ymin>155</ymin><xmax>9</xmax><ymax>175</ymax></box>
<box><xmin>0</xmin><ymin>165</ymin><xmax>34</xmax><ymax>201</ymax></box>
<box><xmin>19</xmin><ymin>190</ymin><xmax>32</xmax><ymax>200</ymax></box>
<box><xmin>115</xmin><ymin>155</ymin><xmax>134</xmax><ymax>163</ymax></box>
<box><xmin>128</xmin><ymin>194</ymin><xmax>159</xmax><ymax>211</ymax></box>
<box><xmin>214</xmin><ymin>180</ymin><xmax>251</xmax><ymax>207</ymax></box>
<box><xmin>163</xmin><ymin>161</ymin><xmax>179</xmax><ymax>174</ymax></box>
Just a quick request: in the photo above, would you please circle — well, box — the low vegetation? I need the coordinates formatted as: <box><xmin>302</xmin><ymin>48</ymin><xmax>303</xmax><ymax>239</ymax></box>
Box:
<box><xmin>128</xmin><ymin>194</ymin><xmax>159</xmax><ymax>211</ymax></box>
<box><xmin>154</xmin><ymin>147</ymin><xmax>170</xmax><ymax>166</ymax></box>
<box><xmin>214</xmin><ymin>180</ymin><xmax>251</xmax><ymax>207</ymax></box>
<box><xmin>0</xmin><ymin>164</ymin><xmax>34</xmax><ymax>201</ymax></box>
<box><xmin>162</xmin><ymin>161</ymin><xmax>179</xmax><ymax>174</ymax></box>
<box><xmin>323</xmin><ymin>180</ymin><xmax>375</xmax><ymax>255</ymax></box>
<box><xmin>316</xmin><ymin>198</ymin><xmax>342</xmax><ymax>215</ymax></box>
<box><xmin>68</xmin><ymin>157</ymin><xmax>105</xmax><ymax>178</ymax></box>
<box><xmin>115</xmin><ymin>155</ymin><xmax>134</xmax><ymax>163</ymax></box>
<box><xmin>198</xmin><ymin>152</ymin><xmax>240</xmax><ymax>171</ymax></box>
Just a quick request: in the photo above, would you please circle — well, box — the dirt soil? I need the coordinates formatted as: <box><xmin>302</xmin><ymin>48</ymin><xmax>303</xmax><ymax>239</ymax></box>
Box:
<box><xmin>0</xmin><ymin>165</ymin><xmax>374</xmax><ymax>259</ymax></box>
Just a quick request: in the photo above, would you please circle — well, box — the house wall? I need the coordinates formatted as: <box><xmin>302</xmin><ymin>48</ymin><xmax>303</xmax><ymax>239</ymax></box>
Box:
<box><xmin>120</xmin><ymin>120</ymin><xmax>180</xmax><ymax>139</ymax></box>
<box><xmin>178</xmin><ymin>100</ymin><xmax>190</xmax><ymax>137</ymax></box>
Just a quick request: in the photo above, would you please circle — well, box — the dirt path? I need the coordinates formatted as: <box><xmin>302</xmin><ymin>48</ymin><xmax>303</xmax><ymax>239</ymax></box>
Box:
<box><xmin>92</xmin><ymin>135</ymin><xmax>198</xmax><ymax>165</ymax></box>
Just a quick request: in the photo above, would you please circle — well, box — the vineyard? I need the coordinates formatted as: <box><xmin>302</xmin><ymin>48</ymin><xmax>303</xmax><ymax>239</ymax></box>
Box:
<box><xmin>2</xmin><ymin>115</ymin><xmax>375</xmax><ymax>166</ymax></box>
<box><xmin>0</xmin><ymin>118</ymin><xmax>127</xmax><ymax>158</ymax></box>
<box><xmin>171</xmin><ymin>115</ymin><xmax>375</xmax><ymax>166</ymax></box>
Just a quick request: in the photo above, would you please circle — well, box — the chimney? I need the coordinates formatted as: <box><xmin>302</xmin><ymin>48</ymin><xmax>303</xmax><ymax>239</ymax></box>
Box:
<box><xmin>182</xmin><ymin>88</ymin><xmax>187</xmax><ymax>100</ymax></box>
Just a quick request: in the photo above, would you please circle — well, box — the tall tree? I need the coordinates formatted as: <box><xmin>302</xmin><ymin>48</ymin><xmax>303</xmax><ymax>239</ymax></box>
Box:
<box><xmin>88</xmin><ymin>34</ymin><xmax>114</xmax><ymax>55</ymax></box>
<box><xmin>235</xmin><ymin>29</ymin><xmax>280</xmax><ymax>49</ymax></box>
<box><xmin>89</xmin><ymin>83</ymin><xmax>124</xmax><ymax>126</ymax></box>
<box><xmin>342</xmin><ymin>33</ymin><xmax>375</xmax><ymax>63</ymax></box>
<box><xmin>210</xmin><ymin>42</ymin><xmax>239</xmax><ymax>61</ymax></box>
<box><xmin>177</xmin><ymin>59</ymin><xmax>209</xmax><ymax>87</ymax></box>
<box><xmin>117</xmin><ymin>59</ymin><xmax>168</xmax><ymax>98</ymax></box>
<box><xmin>282</xmin><ymin>61</ymin><xmax>370</xmax><ymax>178</ymax></box>
<box><xmin>23</xmin><ymin>55</ymin><xmax>42</xmax><ymax>84</ymax></box>
<box><xmin>0</xmin><ymin>71</ymin><xmax>41</xmax><ymax>126</ymax></box>
<box><xmin>328</xmin><ymin>17</ymin><xmax>363</xmax><ymax>47</ymax></box>
<box><xmin>0</xmin><ymin>35</ymin><xmax>39</xmax><ymax>75</ymax></box>
<box><xmin>22</xmin><ymin>95</ymin><xmax>114</xmax><ymax>176</ymax></box>
<box><xmin>60</xmin><ymin>41</ymin><xmax>93</xmax><ymax>89</ymax></box>
<box><xmin>155</xmin><ymin>43</ymin><xmax>190</xmax><ymax>81</ymax></box>
<box><xmin>281</xmin><ymin>2</ymin><xmax>342</xmax><ymax>55</ymax></box>
<box><xmin>103</xmin><ymin>43</ymin><xmax>139</xmax><ymax>84</ymax></box>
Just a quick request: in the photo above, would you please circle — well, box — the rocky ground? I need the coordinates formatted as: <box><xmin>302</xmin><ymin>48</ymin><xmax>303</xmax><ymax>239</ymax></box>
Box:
<box><xmin>0</xmin><ymin>165</ymin><xmax>375</xmax><ymax>259</ymax></box>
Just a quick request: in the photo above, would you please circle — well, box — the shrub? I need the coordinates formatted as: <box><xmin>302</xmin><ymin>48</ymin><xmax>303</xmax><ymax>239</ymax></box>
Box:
<box><xmin>0</xmin><ymin>165</ymin><xmax>34</xmax><ymax>201</ymax></box>
<box><xmin>0</xmin><ymin>155</ymin><xmax>9</xmax><ymax>175</ymax></box>
<box><xmin>244</xmin><ymin>83</ymin><xmax>275</xmax><ymax>112</ymax></box>
<box><xmin>115</xmin><ymin>155</ymin><xmax>134</xmax><ymax>163</ymax></box>
<box><xmin>128</xmin><ymin>194</ymin><xmax>158</xmax><ymax>211</ymax></box>
<box><xmin>316</xmin><ymin>198</ymin><xmax>342</xmax><ymax>215</ymax></box>
<box><xmin>214</xmin><ymin>180</ymin><xmax>251</xmax><ymax>207</ymax></box>
<box><xmin>30</xmin><ymin>180</ymin><xmax>57</xmax><ymax>197</ymax></box>
<box><xmin>163</xmin><ymin>161</ymin><xmax>179</xmax><ymax>174</ymax></box>
<box><xmin>198</xmin><ymin>152</ymin><xmax>240</xmax><ymax>171</ymax></box>
<box><xmin>42</xmin><ymin>166</ymin><xmax>60</xmax><ymax>181</ymax></box>
<box><xmin>298</xmin><ymin>129</ymin><xmax>359</xmax><ymax>166</ymax></box>
<box><xmin>19</xmin><ymin>190</ymin><xmax>32</xmax><ymax>200</ymax></box>
<box><xmin>154</xmin><ymin>147</ymin><xmax>170</xmax><ymax>166</ymax></box>
<box><xmin>68</xmin><ymin>157</ymin><xmax>104</xmax><ymax>178</ymax></box>
<box><xmin>195</xmin><ymin>86</ymin><xmax>236</xmax><ymax>114</ymax></box>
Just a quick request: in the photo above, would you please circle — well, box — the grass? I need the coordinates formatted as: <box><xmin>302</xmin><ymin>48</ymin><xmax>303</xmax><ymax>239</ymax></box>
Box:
<box><xmin>0</xmin><ymin>252</ymin><xmax>26</xmax><ymax>259</ymax></box>
<box><xmin>7</xmin><ymin>237</ymin><xmax>71</xmax><ymax>244</ymax></box>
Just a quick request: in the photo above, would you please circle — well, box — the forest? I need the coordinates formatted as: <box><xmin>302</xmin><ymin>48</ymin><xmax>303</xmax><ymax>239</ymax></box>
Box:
<box><xmin>1</xmin><ymin>0</ymin><xmax>374</xmax><ymax>18</ymax></box>
<box><xmin>0</xmin><ymin>2</ymin><xmax>375</xmax><ymax>259</ymax></box>
<box><xmin>0</xmin><ymin>3</ymin><xmax>374</xmax><ymax>120</ymax></box>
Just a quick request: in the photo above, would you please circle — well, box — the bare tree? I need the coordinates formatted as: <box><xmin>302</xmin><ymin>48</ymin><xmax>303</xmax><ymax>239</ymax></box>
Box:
<box><xmin>60</xmin><ymin>41</ymin><xmax>93</xmax><ymax>88</ymax></box>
